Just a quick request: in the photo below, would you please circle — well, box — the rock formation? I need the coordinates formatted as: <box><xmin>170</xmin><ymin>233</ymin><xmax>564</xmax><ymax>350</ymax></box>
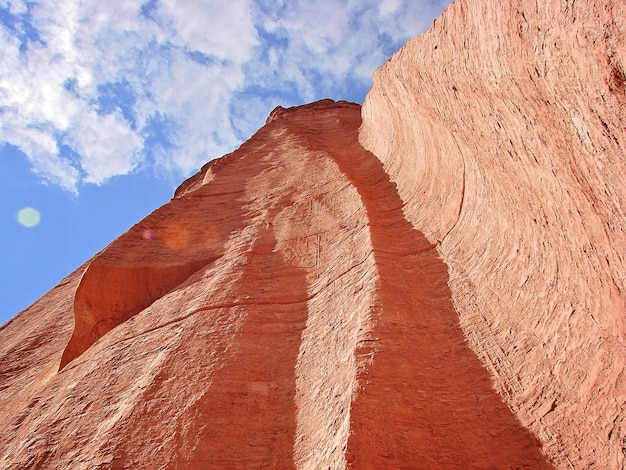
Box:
<box><xmin>0</xmin><ymin>0</ymin><xmax>624</xmax><ymax>468</ymax></box>
<box><xmin>0</xmin><ymin>100</ymin><xmax>551</xmax><ymax>469</ymax></box>
<box><xmin>360</xmin><ymin>0</ymin><xmax>625</xmax><ymax>468</ymax></box>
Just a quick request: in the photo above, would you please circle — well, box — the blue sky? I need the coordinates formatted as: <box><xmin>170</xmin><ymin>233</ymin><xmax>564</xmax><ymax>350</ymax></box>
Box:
<box><xmin>0</xmin><ymin>0</ymin><xmax>449</xmax><ymax>325</ymax></box>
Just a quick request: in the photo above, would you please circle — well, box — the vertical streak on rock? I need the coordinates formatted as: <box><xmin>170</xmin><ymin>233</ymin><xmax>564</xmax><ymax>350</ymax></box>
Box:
<box><xmin>177</xmin><ymin>223</ymin><xmax>308</xmax><ymax>468</ymax></box>
<box><xmin>359</xmin><ymin>1</ymin><xmax>626</xmax><ymax>467</ymax></box>
<box><xmin>326</xmin><ymin>126</ymin><xmax>552</xmax><ymax>467</ymax></box>
<box><xmin>257</xmin><ymin>120</ymin><xmax>378</xmax><ymax>469</ymax></box>
<box><xmin>96</xmin><ymin>225</ymin><xmax>263</xmax><ymax>469</ymax></box>
<box><xmin>292</xmin><ymin>212</ymin><xmax>377</xmax><ymax>469</ymax></box>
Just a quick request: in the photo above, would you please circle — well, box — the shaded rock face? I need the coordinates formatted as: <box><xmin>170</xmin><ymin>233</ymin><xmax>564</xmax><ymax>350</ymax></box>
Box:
<box><xmin>360</xmin><ymin>0</ymin><xmax>626</xmax><ymax>468</ymax></box>
<box><xmin>0</xmin><ymin>101</ymin><xmax>551</xmax><ymax>468</ymax></box>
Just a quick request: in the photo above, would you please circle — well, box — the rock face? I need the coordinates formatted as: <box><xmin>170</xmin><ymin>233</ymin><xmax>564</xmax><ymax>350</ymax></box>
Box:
<box><xmin>360</xmin><ymin>0</ymin><xmax>626</xmax><ymax>468</ymax></box>
<box><xmin>0</xmin><ymin>0</ymin><xmax>624</xmax><ymax>469</ymax></box>
<box><xmin>0</xmin><ymin>100</ymin><xmax>551</xmax><ymax>469</ymax></box>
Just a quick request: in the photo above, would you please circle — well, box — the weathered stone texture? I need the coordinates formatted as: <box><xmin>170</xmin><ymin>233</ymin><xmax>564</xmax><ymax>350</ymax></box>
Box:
<box><xmin>361</xmin><ymin>0</ymin><xmax>626</xmax><ymax>467</ymax></box>
<box><xmin>1</xmin><ymin>0</ymin><xmax>625</xmax><ymax>467</ymax></box>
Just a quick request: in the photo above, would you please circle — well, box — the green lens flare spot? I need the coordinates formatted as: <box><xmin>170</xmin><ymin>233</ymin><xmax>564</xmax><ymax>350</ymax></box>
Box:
<box><xmin>17</xmin><ymin>207</ymin><xmax>41</xmax><ymax>228</ymax></box>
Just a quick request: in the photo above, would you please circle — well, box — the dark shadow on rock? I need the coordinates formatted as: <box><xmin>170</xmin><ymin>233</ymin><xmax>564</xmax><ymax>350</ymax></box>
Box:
<box><xmin>304</xmin><ymin>108</ymin><xmax>553</xmax><ymax>469</ymax></box>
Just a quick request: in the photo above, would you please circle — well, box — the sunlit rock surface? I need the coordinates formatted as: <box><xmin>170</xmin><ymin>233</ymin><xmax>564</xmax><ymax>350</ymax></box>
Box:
<box><xmin>360</xmin><ymin>0</ymin><xmax>625</xmax><ymax>468</ymax></box>
<box><xmin>1</xmin><ymin>0</ymin><xmax>624</xmax><ymax>467</ymax></box>
<box><xmin>0</xmin><ymin>101</ymin><xmax>551</xmax><ymax>468</ymax></box>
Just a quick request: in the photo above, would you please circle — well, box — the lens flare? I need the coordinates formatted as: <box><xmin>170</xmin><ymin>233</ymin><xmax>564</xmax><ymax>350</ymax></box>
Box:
<box><xmin>142</xmin><ymin>229</ymin><xmax>155</xmax><ymax>240</ymax></box>
<box><xmin>163</xmin><ymin>223</ymin><xmax>189</xmax><ymax>250</ymax></box>
<box><xmin>17</xmin><ymin>207</ymin><xmax>40</xmax><ymax>228</ymax></box>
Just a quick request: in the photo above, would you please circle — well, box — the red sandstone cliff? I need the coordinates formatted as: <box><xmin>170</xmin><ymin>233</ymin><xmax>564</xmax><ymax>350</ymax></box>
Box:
<box><xmin>360</xmin><ymin>0</ymin><xmax>626</xmax><ymax>468</ymax></box>
<box><xmin>0</xmin><ymin>100</ymin><xmax>551</xmax><ymax>469</ymax></box>
<box><xmin>1</xmin><ymin>0</ymin><xmax>624</xmax><ymax>468</ymax></box>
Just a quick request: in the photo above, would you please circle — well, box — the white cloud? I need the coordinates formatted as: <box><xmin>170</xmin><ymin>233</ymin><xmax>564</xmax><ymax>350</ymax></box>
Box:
<box><xmin>379</xmin><ymin>0</ymin><xmax>403</xmax><ymax>17</ymax></box>
<box><xmin>65</xmin><ymin>110</ymin><xmax>144</xmax><ymax>184</ymax></box>
<box><xmin>8</xmin><ymin>0</ymin><xmax>27</xmax><ymax>15</ymax></box>
<box><xmin>156</xmin><ymin>0</ymin><xmax>258</xmax><ymax>62</ymax></box>
<box><xmin>0</xmin><ymin>0</ymin><xmax>450</xmax><ymax>193</ymax></box>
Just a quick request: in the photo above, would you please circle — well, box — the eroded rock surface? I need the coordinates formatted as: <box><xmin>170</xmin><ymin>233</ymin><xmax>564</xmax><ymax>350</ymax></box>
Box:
<box><xmin>1</xmin><ymin>0</ymin><xmax>624</xmax><ymax>467</ymax></box>
<box><xmin>0</xmin><ymin>101</ymin><xmax>551</xmax><ymax>468</ymax></box>
<box><xmin>361</xmin><ymin>0</ymin><xmax>626</xmax><ymax>468</ymax></box>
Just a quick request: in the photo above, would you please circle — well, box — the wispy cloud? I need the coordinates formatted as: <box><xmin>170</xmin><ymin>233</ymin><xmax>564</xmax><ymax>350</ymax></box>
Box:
<box><xmin>0</xmin><ymin>0</ymin><xmax>449</xmax><ymax>193</ymax></box>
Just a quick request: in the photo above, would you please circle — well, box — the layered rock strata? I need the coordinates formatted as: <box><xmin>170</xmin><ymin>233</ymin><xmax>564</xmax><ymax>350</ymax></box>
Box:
<box><xmin>360</xmin><ymin>0</ymin><xmax>626</xmax><ymax>468</ymax></box>
<box><xmin>1</xmin><ymin>0</ymin><xmax>624</xmax><ymax>467</ymax></box>
<box><xmin>0</xmin><ymin>101</ymin><xmax>551</xmax><ymax>468</ymax></box>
